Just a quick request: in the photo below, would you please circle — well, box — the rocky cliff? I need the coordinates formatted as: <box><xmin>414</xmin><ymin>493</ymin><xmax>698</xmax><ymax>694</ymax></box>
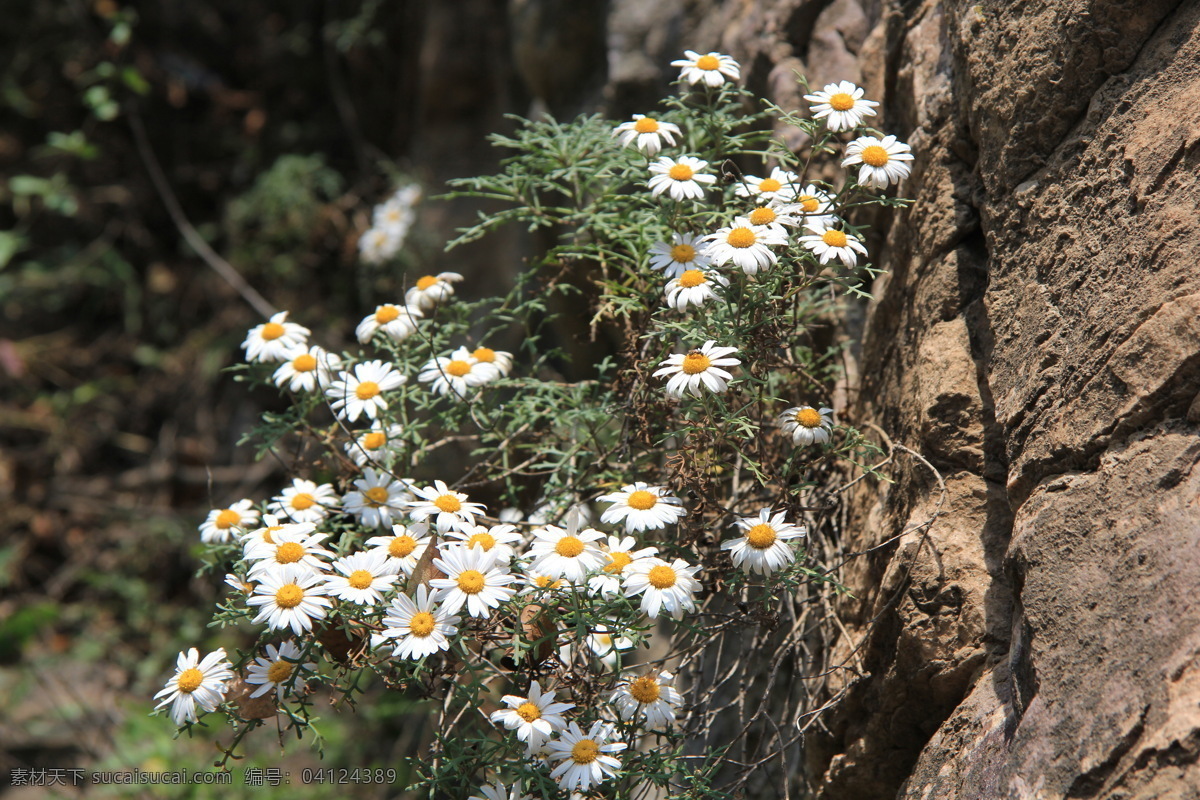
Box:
<box><xmin>597</xmin><ymin>0</ymin><xmax>1200</xmax><ymax>797</ymax></box>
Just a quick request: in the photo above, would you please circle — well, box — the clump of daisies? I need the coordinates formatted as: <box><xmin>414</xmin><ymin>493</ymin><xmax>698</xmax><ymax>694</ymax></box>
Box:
<box><xmin>172</xmin><ymin>46</ymin><xmax>905</xmax><ymax>800</ymax></box>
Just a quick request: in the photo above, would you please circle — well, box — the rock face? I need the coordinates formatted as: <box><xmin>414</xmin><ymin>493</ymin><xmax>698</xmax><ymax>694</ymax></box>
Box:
<box><xmin>597</xmin><ymin>0</ymin><xmax>1200</xmax><ymax>796</ymax></box>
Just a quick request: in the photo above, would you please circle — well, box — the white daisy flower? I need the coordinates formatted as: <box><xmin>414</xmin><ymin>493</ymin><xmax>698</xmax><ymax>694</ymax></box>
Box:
<box><xmin>468</xmin><ymin>784</ymin><xmax>532</xmax><ymax>800</ymax></box>
<box><xmin>546</xmin><ymin>721</ymin><xmax>627</xmax><ymax>792</ymax></box>
<box><xmin>245</xmin><ymin>641</ymin><xmax>316</xmax><ymax>700</ymax></box>
<box><xmin>444</xmin><ymin>523</ymin><xmax>523</xmax><ymax>562</ymax></box>
<box><xmin>598</xmin><ymin>482</ymin><xmax>686</xmax><ymax>533</ymax></box>
<box><xmin>365</xmin><ymin>523</ymin><xmax>432</xmax><ymax>577</ymax></box>
<box><xmin>648</xmin><ymin>232</ymin><xmax>712</xmax><ymax>278</ymax></box>
<box><xmin>588</xmin><ymin>625</ymin><xmax>635</xmax><ymax>669</ymax></box>
<box><xmin>244</xmin><ymin>526</ymin><xmax>332</xmax><ymax>579</ymax></box>
<box><xmin>610</xmin><ymin>670</ymin><xmax>683</xmax><ymax>728</ymax></box>
<box><xmin>647</xmin><ymin>156</ymin><xmax>717</xmax><ymax>202</ymax></box>
<box><xmin>779</xmin><ymin>405</ymin><xmax>835</xmax><ymax>445</ymax></box>
<box><xmin>842</xmin><ymin>134</ymin><xmax>914</xmax><ymax>190</ymax></box>
<box><xmin>268</xmin><ymin>478</ymin><xmax>338</xmax><ymax>525</ymax></box>
<box><xmin>247</xmin><ymin>564</ymin><xmax>333</xmax><ymax>635</ymax></box>
<box><xmin>345</xmin><ymin>422</ymin><xmax>405</xmax><ymax>467</ymax></box>
<box><xmin>242</xmin><ymin>311</ymin><xmax>310</xmax><ymax>364</ymax></box>
<box><xmin>405</xmin><ymin>272</ymin><xmax>463</xmax><ymax>311</ymax></box>
<box><xmin>623</xmin><ymin>556</ymin><xmax>701</xmax><ymax>620</ymax></box>
<box><xmin>418</xmin><ymin>347</ymin><xmax>500</xmax><ymax>400</ymax></box>
<box><xmin>612</xmin><ymin>114</ymin><xmax>682</xmax><ymax>156</ymax></box>
<box><xmin>272</xmin><ymin>345</ymin><xmax>340</xmax><ymax>393</ymax></box>
<box><xmin>372</xmin><ymin>584</ymin><xmax>460</xmax><ymax>660</ymax></box>
<box><xmin>519</xmin><ymin>573</ymin><xmax>574</xmax><ymax>596</ymax></box>
<box><xmin>224</xmin><ymin>572</ymin><xmax>255</xmax><ymax>595</ymax></box>
<box><xmin>799</xmin><ymin>220</ymin><xmax>868</xmax><ymax>267</ymax></box>
<box><xmin>373</xmin><ymin>185</ymin><xmax>420</xmax><ymax>237</ymax></box>
<box><xmin>238</xmin><ymin>514</ymin><xmax>308</xmax><ymax>549</ymax></box>
<box><xmin>358</xmin><ymin>226</ymin><xmax>401</xmax><ymax>264</ymax></box>
<box><xmin>653</xmin><ymin>340</ymin><xmax>741</xmax><ymax>398</ymax></box>
<box><xmin>355</xmin><ymin>303</ymin><xmax>423</xmax><ymax>344</ymax></box>
<box><xmin>489</xmin><ymin>680</ymin><xmax>575</xmax><ymax>752</ymax></box>
<box><xmin>665</xmin><ymin>268</ymin><xmax>728</xmax><ymax>311</ymax></box>
<box><xmin>701</xmin><ymin>217</ymin><xmax>789</xmax><ymax>275</ymax></box>
<box><xmin>743</xmin><ymin>203</ymin><xmax>801</xmax><ymax>231</ymax></box>
<box><xmin>342</xmin><ymin>468</ymin><xmax>413</xmax><ymax>529</ymax></box>
<box><xmin>734</xmin><ymin>167</ymin><xmax>798</xmax><ymax>202</ymax></box>
<box><xmin>405</xmin><ymin>480</ymin><xmax>486</xmax><ymax>533</ymax></box>
<box><xmin>804</xmin><ymin>80</ymin><xmax>879</xmax><ymax>132</ymax></box>
<box><xmin>325</xmin><ymin>360</ymin><xmax>406</xmax><ymax>423</ymax></box>
<box><xmin>721</xmin><ymin>508</ymin><xmax>808</xmax><ymax>575</ymax></box>
<box><xmin>324</xmin><ymin>549</ymin><xmax>399</xmax><ymax>605</ymax></box>
<box><xmin>670</xmin><ymin>50</ymin><xmax>741</xmax><ymax>87</ymax></box>
<box><xmin>587</xmin><ymin>535</ymin><xmax>659</xmax><ymax>597</ymax></box>
<box><xmin>199</xmin><ymin>499</ymin><xmax>258</xmax><ymax>544</ymax></box>
<box><xmin>468</xmin><ymin>346</ymin><xmax>513</xmax><ymax>377</ymax></box>
<box><xmin>527</xmin><ymin>524</ymin><xmax>606</xmax><ymax>583</ymax></box>
<box><xmin>779</xmin><ymin>183</ymin><xmax>837</xmax><ymax>227</ymax></box>
<box><xmin>429</xmin><ymin>546</ymin><xmax>516</xmax><ymax>618</ymax></box>
<box><xmin>153</xmin><ymin>647</ymin><xmax>233</xmax><ymax>726</ymax></box>
<box><xmin>468</xmin><ymin>782</ymin><xmax>532</xmax><ymax>800</ymax></box>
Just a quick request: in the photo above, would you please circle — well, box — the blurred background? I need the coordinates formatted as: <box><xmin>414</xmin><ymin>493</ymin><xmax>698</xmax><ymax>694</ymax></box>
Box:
<box><xmin>0</xmin><ymin>1</ymin><xmax>719</xmax><ymax>796</ymax></box>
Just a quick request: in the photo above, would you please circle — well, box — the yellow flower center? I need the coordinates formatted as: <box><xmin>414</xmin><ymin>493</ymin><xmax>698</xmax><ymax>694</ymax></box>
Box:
<box><xmin>355</xmin><ymin>381</ymin><xmax>381</xmax><ymax>400</ymax></box>
<box><xmin>467</xmin><ymin>532</ymin><xmax>496</xmax><ymax>550</ymax></box>
<box><xmin>695</xmin><ymin>55</ymin><xmax>720</xmax><ymax>71</ymax></box>
<box><xmin>266</xmin><ymin>660</ymin><xmax>294</xmax><ymax>684</ymax></box>
<box><xmin>260</xmin><ymin>322</ymin><xmax>285</xmax><ymax>341</ymax></box>
<box><xmin>647</xmin><ymin>564</ymin><xmax>677</xmax><ymax>589</ymax></box>
<box><xmin>375</xmin><ymin>304</ymin><xmax>401</xmax><ymax>324</ymax></box>
<box><xmin>726</xmin><ymin>227</ymin><xmax>756</xmax><ymax>248</ymax></box>
<box><xmin>626</xmin><ymin>490</ymin><xmax>658</xmax><ymax>510</ymax></box>
<box><xmin>861</xmin><ymin>144</ymin><xmax>890</xmax><ymax>167</ymax></box>
<box><xmin>678</xmin><ymin>269</ymin><xmax>706</xmax><ymax>288</ymax></box>
<box><xmin>292</xmin><ymin>353</ymin><xmax>317</xmax><ymax>372</ymax></box>
<box><xmin>571</xmin><ymin>739</ymin><xmax>600</xmax><ymax>765</ymax></box>
<box><xmin>749</xmin><ymin>207</ymin><xmax>777</xmax><ymax>226</ymax></box>
<box><xmin>799</xmin><ymin>195</ymin><xmax>820</xmax><ymax>213</ymax></box>
<box><xmin>416</xmin><ymin>275</ymin><xmax>439</xmax><ymax>291</ymax></box>
<box><xmin>555</xmin><ymin>536</ymin><xmax>586</xmax><ymax>558</ymax></box>
<box><xmin>828</xmin><ymin>92</ymin><xmax>856</xmax><ymax>111</ymax></box>
<box><xmin>409</xmin><ymin>611</ymin><xmax>435</xmax><ymax>637</ymax></box>
<box><xmin>634</xmin><ymin>117</ymin><xmax>660</xmax><ymax>133</ymax></box>
<box><xmin>796</xmin><ymin>407</ymin><xmax>824</xmax><ymax>428</ymax></box>
<box><xmin>472</xmin><ymin>347</ymin><xmax>495</xmax><ymax>362</ymax></box>
<box><xmin>434</xmin><ymin>494</ymin><xmax>462</xmax><ymax>513</ymax></box>
<box><xmin>364</xmin><ymin>486</ymin><xmax>391</xmax><ymax>507</ymax></box>
<box><xmin>275</xmin><ymin>542</ymin><xmax>306</xmax><ymax>564</ymax></box>
<box><xmin>348</xmin><ymin>569</ymin><xmax>375</xmax><ymax>590</ymax></box>
<box><xmin>534</xmin><ymin>575</ymin><xmax>561</xmax><ymax>589</ymax></box>
<box><xmin>758</xmin><ymin>177</ymin><xmax>782</xmax><ymax>193</ymax></box>
<box><xmin>629</xmin><ymin>675</ymin><xmax>661</xmax><ymax>704</ymax></box>
<box><xmin>445</xmin><ymin>359</ymin><xmax>472</xmax><ymax>377</ymax></box>
<box><xmin>389</xmin><ymin>535</ymin><xmax>417</xmax><ymax>558</ymax></box>
<box><xmin>668</xmin><ymin>163</ymin><xmax>694</xmax><ymax>181</ymax></box>
<box><xmin>456</xmin><ymin>569</ymin><xmax>485</xmax><ymax>594</ymax></box>
<box><xmin>261</xmin><ymin>525</ymin><xmax>284</xmax><ymax>544</ymax></box>
<box><xmin>215</xmin><ymin>509</ymin><xmax>242</xmax><ymax>529</ymax></box>
<box><xmin>290</xmin><ymin>492</ymin><xmax>316</xmax><ymax>510</ymax></box>
<box><xmin>362</xmin><ymin>432</ymin><xmax>388</xmax><ymax>450</ymax></box>
<box><xmin>746</xmin><ymin>523</ymin><xmax>778</xmax><ymax>550</ymax></box>
<box><xmin>604</xmin><ymin>552</ymin><xmax>633</xmax><ymax>574</ymax></box>
<box><xmin>516</xmin><ymin>701</ymin><xmax>542</xmax><ymax>722</ymax></box>
<box><xmin>176</xmin><ymin>667</ymin><xmax>203</xmax><ymax>693</ymax></box>
<box><xmin>670</xmin><ymin>243</ymin><xmax>696</xmax><ymax>263</ymax></box>
<box><xmin>822</xmin><ymin>230</ymin><xmax>848</xmax><ymax>248</ymax></box>
<box><xmin>275</xmin><ymin>583</ymin><xmax>304</xmax><ymax>609</ymax></box>
<box><xmin>681</xmin><ymin>352</ymin><xmax>712</xmax><ymax>375</ymax></box>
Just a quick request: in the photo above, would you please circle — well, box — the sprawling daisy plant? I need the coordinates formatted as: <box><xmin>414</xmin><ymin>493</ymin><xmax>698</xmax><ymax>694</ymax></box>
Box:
<box><xmin>166</xmin><ymin>53</ymin><xmax>912</xmax><ymax>798</ymax></box>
